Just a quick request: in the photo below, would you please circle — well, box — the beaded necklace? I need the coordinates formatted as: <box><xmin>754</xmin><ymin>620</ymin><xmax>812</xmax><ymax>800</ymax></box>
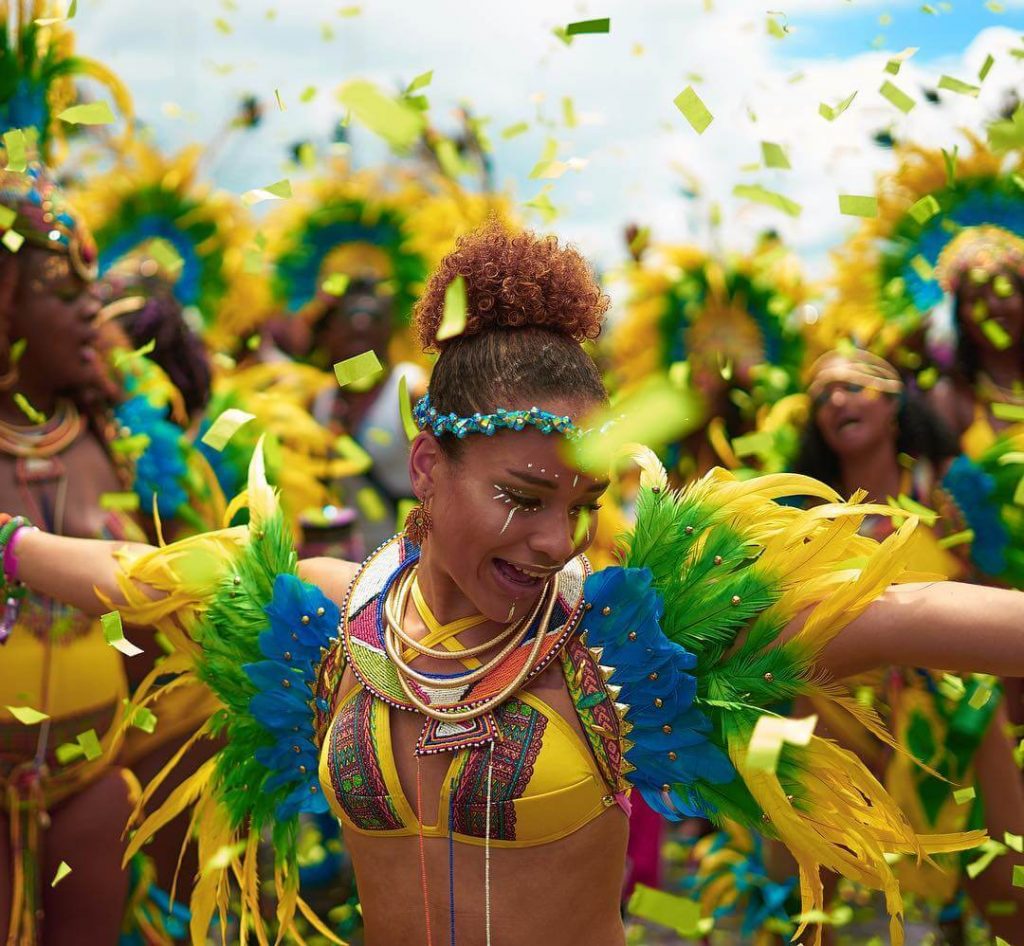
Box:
<box><xmin>0</xmin><ymin>399</ymin><xmax>84</xmax><ymax>459</ymax></box>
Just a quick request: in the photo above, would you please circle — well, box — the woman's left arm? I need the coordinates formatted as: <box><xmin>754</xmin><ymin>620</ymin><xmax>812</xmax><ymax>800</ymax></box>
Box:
<box><xmin>797</xmin><ymin>581</ymin><xmax>1024</xmax><ymax>679</ymax></box>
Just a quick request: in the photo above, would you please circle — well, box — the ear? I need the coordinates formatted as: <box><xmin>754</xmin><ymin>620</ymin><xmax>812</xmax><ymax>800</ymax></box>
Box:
<box><xmin>408</xmin><ymin>432</ymin><xmax>444</xmax><ymax>502</ymax></box>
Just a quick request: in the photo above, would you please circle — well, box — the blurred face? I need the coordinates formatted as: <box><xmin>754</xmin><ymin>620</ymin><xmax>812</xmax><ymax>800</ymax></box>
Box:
<box><xmin>315</xmin><ymin>285</ymin><xmax>394</xmax><ymax>367</ymax></box>
<box><xmin>7</xmin><ymin>247</ymin><xmax>101</xmax><ymax>392</ymax></box>
<box><xmin>410</xmin><ymin>400</ymin><xmax>609</xmax><ymax>624</ymax></box>
<box><xmin>956</xmin><ymin>267</ymin><xmax>1024</xmax><ymax>355</ymax></box>
<box><xmin>813</xmin><ymin>380</ymin><xmax>898</xmax><ymax>459</ymax></box>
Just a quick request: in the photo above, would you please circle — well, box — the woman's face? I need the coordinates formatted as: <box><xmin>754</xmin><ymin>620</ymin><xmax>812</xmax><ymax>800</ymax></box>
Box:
<box><xmin>412</xmin><ymin>402</ymin><xmax>609</xmax><ymax>623</ymax></box>
<box><xmin>813</xmin><ymin>380</ymin><xmax>898</xmax><ymax>459</ymax></box>
<box><xmin>956</xmin><ymin>268</ymin><xmax>1024</xmax><ymax>355</ymax></box>
<box><xmin>6</xmin><ymin>247</ymin><xmax>102</xmax><ymax>393</ymax></box>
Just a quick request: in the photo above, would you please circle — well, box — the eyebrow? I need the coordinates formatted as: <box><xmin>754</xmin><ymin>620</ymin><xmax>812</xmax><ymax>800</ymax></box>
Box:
<box><xmin>505</xmin><ymin>469</ymin><xmax>610</xmax><ymax>494</ymax></box>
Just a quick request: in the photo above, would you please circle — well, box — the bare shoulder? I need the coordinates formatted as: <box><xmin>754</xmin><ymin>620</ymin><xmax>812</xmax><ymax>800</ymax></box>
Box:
<box><xmin>297</xmin><ymin>557</ymin><xmax>360</xmax><ymax>609</ymax></box>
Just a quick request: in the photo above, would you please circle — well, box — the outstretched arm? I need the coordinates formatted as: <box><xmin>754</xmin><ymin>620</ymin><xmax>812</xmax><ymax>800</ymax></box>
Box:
<box><xmin>15</xmin><ymin>528</ymin><xmax>156</xmax><ymax>616</ymax></box>
<box><xmin>794</xmin><ymin>580</ymin><xmax>1024</xmax><ymax>680</ymax></box>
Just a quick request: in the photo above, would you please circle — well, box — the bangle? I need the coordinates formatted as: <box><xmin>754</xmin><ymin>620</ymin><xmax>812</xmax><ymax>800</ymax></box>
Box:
<box><xmin>0</xmin><ymin>515</ymin><xmax>32</xmax><ymax>645</ymax></box>
<box><xmin>0</xmin><ymin>516</ymin><xmax>34</xmax><ymax>584</ymax></box>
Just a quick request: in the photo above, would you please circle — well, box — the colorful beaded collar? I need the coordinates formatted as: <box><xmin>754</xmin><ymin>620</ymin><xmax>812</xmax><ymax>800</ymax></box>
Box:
<box><xmin>413</xmin><ymin>392</ymin><xmax>583</xmax><ymax>440</ymax></box>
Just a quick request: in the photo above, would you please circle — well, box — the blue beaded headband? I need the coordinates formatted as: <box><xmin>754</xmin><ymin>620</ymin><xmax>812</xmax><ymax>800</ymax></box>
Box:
<box><xmin>413</xmin><ymin>392</ymin><xmax>583</xmax><ymax>440</ymax></box>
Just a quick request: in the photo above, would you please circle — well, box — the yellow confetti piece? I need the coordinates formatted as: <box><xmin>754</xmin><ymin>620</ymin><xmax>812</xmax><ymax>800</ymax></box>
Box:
<box><xmin>76</xmin><ymin>728</ymin><xmax>102</xmax><ymax>761</ymax></box>
<box><xmin>398</xmin><ymin>374</ymin><xmax>419</xmax><ymax>442</ymax></box>
<box><xmin>299</xmin><ymin>86</ymin><xmax>317</xmax><ymax>103</ymax></box>
<box><xmin>51</xmin><ymin>862</ymin><xmax>72</xmax><ymax>887</ymax></box>
<box><xmin>14</xmin><ymin>393</ymin><xmax>44</xmax><ymax>423</ymax></box>
<box><xmin>334</xmin><ymin>350</ymin><xmax>383</xmax><ymax>388</ymax></box>
<box><xmin>747</xmin><ymin>714</ymin><xmax>817</xmax><ymax>772</ymax></box>
<box><xmin>732</xmin><ymin>183</ymin><xmax>802</xmax><ymax>217</ymax></box>
<box><xmin>937</xmin><ymin>529</ymin><xmax>974</xmax><ymax>549</ymax></box>
<box><xmin>2</xmin><ymin>229</ymin><xmax>24</xmax><ymax>252</ymax></box>
<box><xmin>910</xmin><ymin>255</ymin><xmax>934</xmax><ymax>281</ymax></box>
<box><xmin>908</xmin><ymin>194</ymin><xmax>941</xmax><ymax>224</ymax></box>
<box><xmin>55</xmin><ymin>741</ymin><xmax>85</xmax><ymax>764</ymax></box>
<box><xmin>321</xmin><ymin>273</ymin><xmax>350</xmax><ymax>297</ymax></box>
<box><xmin>953</xmin><ymin>786</ymin><xmax>976</xmax><ymax>804</ymax></box>
<box><xmin>3</xmin><ymin>129</ymin><xmax>27</xmax><ymax>172</ymax></box>
<box><xmin>101</xmin><ymin>610</ymin><xmax>144</xmax><ymax>657</ymax></box>
<box><xmin>839</xmin><ymin>194</ymin><xmax>878</xmax><ymax>217</ymax></box>
<box><xmin>885</xmin><ymin>47</ymin><xmax>917</xmax><ymax>75</ymax></box>
<box><xmin>565</xmin><ymin>17</ymin><xmax>610</xmax><ymax>35</ymax></box>
<box><xmin>938</xmin><ymin>75</ymin><xmax>980</xmax><ymax>97</ymax></box>
<box><xmin>880</xmin><ymin>80</ymin><xmax>916</xmax><ymax>113</ymax></box>
<box><xmin>112</xmin><ymin>338</ymin><xmax>157</xmax><ymax>370</ymax></box>
<box><xmin>0</xmin><ymin>206</ymin><xmax>15</xmax><ymax>230</ymax></box>
<box><xmin>673</xmin><ymin>86</ymin><xmax>713</xmax><ymax>134</ymax></box>
<box><xmin>968</xmin><ymin>682</ymin><xmax>994</xmax><ymax>709</ymax></box>
<box><xmin>1005</xmin><ymin>832</ymin><xmax>1024</xmax><ymax>853</ymax></box>
<box><xmin>766</xmin><ymin>15</ymin><xmax>787</xmax><ymax>39</ymax></box>
<box><xmin>214</xmin><ymin>16</ymin><xmax>232</xmax><ymax>33</ymax></box>
<box><xmin>334</xmin><ymin>435</ymin><xmax>373</xmax><ymax>473</ymax></box>
<box><xmin>562</xmin><ymin>97</ymin><xmax>577</xmax><ymax>128</ymax></box>
<box><xmin>966</xmin><ymin>840</ymin><xmax>1007</xmax><ymax>879</ymax></box>
<box><xmin>128</xmin><ymin>705</ymin><xmax>158</xmax><ymax>734</ymax></box>
<box><xmin>241</xmin><ymin>179</ymin><xmax>292</xmax><ymax>207</ymax></box>
<box><xmin>761</xmin><ymin>141</ymin><xmax>790</xmax><ymax>169</ymax></box>
<box><xmin>5</xmin><ymin>705</ymin><xmax>49</xmax><ymax>725</ymax></box>
<box><xmin>407</xmin><ymin>70</ymin><xmax>433</xmax><ymax>93</ymax></box>
<box><xmin>501</xmin><ymin>121</ymin><xmax>529</xmax><ymax>139</ymax></box>
<box><xmin>986</xmin><ymin>0</ymin><xmax>1005</xmax><ymax>9</ymax></box>
<box><xmin>818</xmin><ymin>90</ymin><xmax>857</xmax><ymax>122</ymax></box>
<box><xmin>627</xmin><ymin>884</ymin><xmax>705</xmax><ymax>937</ymax></box>
<box><xmin>355</xmin><ymin>486</ymin><xmax>387</xmax><ymax>522</ymax></box>
<box><xmin>524</xmin><ymin>187</ymin><xmax>558</xmax><ymax>224</ymax></box>
<box><xmin>982</xmin><ymin>319</ymin><xmax>1012</xmax><ymax>350</ymax></box>
<box><xmin>437</xmin><ymin>276</ymin><xmax>467</xmax><ymax>342</ymax></box>
<box><xmin>336</xmin><ymin>78</ymin><xmax>425</xmax><ymax>151</ymax></box>
<box><xmin>201</xmin><ymin>408</ymin><xmax>256</xmax><ymax>451</ymax></box>
<box><xmin>979</xmin><ymin>53</ymin><xmax>996</xmax><ymax>81</ymax></box>
<box><xmin>58</xmin><ymin>101</ymin><xmax>115</xmax><ymax>125</ymax></box>
<box><xmin>338</xmin><ymin>5</ymin><xmax>361</xmax><ymax>15</ymax></box>
<box><xmin>99</xmin><ymin>492</ymin><xmax>141</xmax><ymax>512</ymax></box>
<box><xmin>395</xmin><ymin>498</ymin><xmax>416</xmax><ymax>535</ymax></box>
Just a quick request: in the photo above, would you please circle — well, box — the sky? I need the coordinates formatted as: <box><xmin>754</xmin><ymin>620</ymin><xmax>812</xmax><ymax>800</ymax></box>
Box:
<box><xmin>66</xmin><ymin>0</ymin><xmax>1024</xmax><ymax>280</ymax></box>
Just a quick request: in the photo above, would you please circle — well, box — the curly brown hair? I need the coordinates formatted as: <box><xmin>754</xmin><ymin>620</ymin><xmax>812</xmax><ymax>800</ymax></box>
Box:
<box><xmin>414</xmin><ymin>221</ymin><xmax>608</xmax><ymax>351</ymax></box>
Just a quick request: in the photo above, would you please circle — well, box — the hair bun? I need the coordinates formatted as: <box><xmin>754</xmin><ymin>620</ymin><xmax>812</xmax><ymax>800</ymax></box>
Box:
<box><xmin>413</xmin><ymin>221</ymin><xmax>608</xmax><ymax>351</ymax></box>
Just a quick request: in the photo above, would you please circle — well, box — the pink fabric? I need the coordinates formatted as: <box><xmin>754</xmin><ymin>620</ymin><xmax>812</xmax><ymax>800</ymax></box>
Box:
<box><xmin>623</xmin><ymin>792</ymin><xmax>663</xmax><ymax>898</ymax></box>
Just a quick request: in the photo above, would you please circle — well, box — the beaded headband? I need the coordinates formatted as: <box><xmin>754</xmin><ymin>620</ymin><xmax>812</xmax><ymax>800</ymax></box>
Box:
<box><xmin>413</xmin><ymin>392</ymin><xmax>583</xmax><ymax>441</ymax></box>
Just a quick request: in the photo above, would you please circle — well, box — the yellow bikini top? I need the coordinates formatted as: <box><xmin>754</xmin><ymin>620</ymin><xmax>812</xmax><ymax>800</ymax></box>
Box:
<box><xmin>317</xmin><ymin>535</ymin><xmax>626</xmax><ymax>847</ymax></box>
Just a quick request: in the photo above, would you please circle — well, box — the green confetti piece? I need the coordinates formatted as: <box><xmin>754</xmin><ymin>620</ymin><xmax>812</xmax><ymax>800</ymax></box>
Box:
<box><xmin>5</xmin><ymin>705</ymin><xmax>49</xmax><ymax>725</ymax></box>
<box><xmin>203</xmin><ymin>841</ymin><xmax>247</xmax><ymax>875</ymax></box>
<box><xmin>938</xmin><ymin>75</ymin><xmax>980</xmax><ymax>97</ymax></box>
<box><xmin>1013</xmin><ymin>865</ymin><xmax>1024</xmax><ymax>887</ymax></box>
<box><xmin>101</xmin><ymin>610</ymin><xmax>143</xmax><ymax>657</ymax></box>
<box><xmin>732</xmin><ymin>183</ymin><xmax>802</xmax><ymax>217</ymax></box>
<box><xmin>987</xmin><ymin>903</ymin><xmax>1017</xmax><ymax>917</ymax></box>
<box><xmin>334</xmin><ymin>435</ymin><xmax>373</xmax><ymax>472</ymax></box>
<box><xmin>953</xmin><ymin>786</ymin><xmax>976</xmax><ymax>804</ymax></box>
<box><xmin>398</xmin><ymin>374</ymin><xmax>419</xmax><ymax>442</ymax></box>
<box><xmin>627</xmin><ymin>884</ymin><xmax>704</xmax><ymax>937</ymax></box>
<box><xmin>979</xmin><ymin>53</ymin><xmax>996</xmax><ymax>81</ymax></box>
<box><xmin>761</xmin><ymin>141</ymin><xmax>790</xmax><ymax>169</ymax></box>
<box><xmin>674</xmin><ymin>86</ymin><xmax>713</xmax><ymax>134</ymax></box>
<box><xmin>766</xmin><ymin>15</ymin><xmax>788</xmax><ymax>39</ymax></box>
<box><xmin>406</xmin><ymin>70</ymin><xmax>433</xmax><ymax>93</ymax></box>
<box><xmin>55</xmin><ymin>741</ymin><xmax>85</xmax><ymax>764</ymax></box>
<box><xmin>214</xmin><ymin>16</ymin><xmax>232</xmax><ymax>33</ymax></box>
<box><xmin>437</xmin><ymin>275</ymin><xmax>467</xmax><ymax>342</ymax></box>
<box><xmin>336</xmin><ymin>78</ymin><xmax>425</xmax><ymax>150</ymax></box>
<box><xmin>58</xmin><ymin>101</ymin><xmax>115</xmax><ymax>125</ymax></box>
<box><xmin>968</xmin><ymin>684</ymin><xmax>994</xmax><ymax>709</ymax></box>
<box><xmin>299</xmin><ymin>86</ymin><xmax>317</xmax><ymax>103</ymax></box>
<box><xmin>241</xmin><ymin>178</ymin><xmax>292</xmax><ymax>207</ymax></box>
<box><xmin>747</xmin><ymin>714</ymin><xmax>817</xmax><ymax>773</ymax></box>
<box><xmin>3</xmin><ymin>129</ymin><xmax>27</xmax><ymax>172</ymax></box>
<box><xmin>986</xmin><ymin>0</ymin><xmax>1005</xmax><ymax>9</ymax></box>
<box><xmin>910</xmin><ymin>255</ymin><xmax>934</xmax><ymax>281</ymax></box>
<box><xmin>334</xmin><ymin>350</ymin><xmax>383</xmax><ymax>388</ymax></box>
<box><xmin>879</xmin><ymin>80</ymin><xmax>916</xmax><ymax>113</ymax></box>
<box><xmin>395</xmin><ymin>498</ymin><xmax>416</xmax><ymax>535</ymax></box>
<box><xmin>0</xmin><ymin>206</ymin><xmax>15</xmax><ymax>230</ymax></box>
<box><xmin>112</xmin><ymin>338</ymin><xmax>157</xmax><ymax>369</ymax></box>
<box><xmin>355</xmin><ymin>486</ymin><xmax>387</xmax><ymax>523</ymax></box>
<box><xmin>818</xmin><ymin>90</ymin><xmax>857</xmax><ymax>122</ymax></box>
<box><xmin>908</xmin><ymin>194</ymin><xmax>941</xmax><ymax>224</ymax></box>
<box><xmin>110</xmin><ymin>433</ymin><xmax>150</xmax><ymax>456</ymax></box>
<box><xmin>1005</xmin><ymin>832</ymin><xmax>1024</xmax><ymax>853</ymax></box>
<box><xmin>76</xmin><ymin>728</ymin><xmax>102</xmax><ymax>761</ymax></box>
<box><xmin>2</xmin><ymin>229</ymin><xmax>24</xmax><ymax>252</ymax></box>
<box><xmin>321</xmin><ymin>273</ymin><xmax>350</xmax><ymax>297</ymax></box>
<box><xmin>501</xmin><ymin>121</ymin><xmax>529</xmax><ymax>139</ymax></box>
<box><xmin>565</xmin><ymin>17</ymin><xmax>610</xmax><ymax>35</ymax></box>
<box><xmin>993</xmin><ymin>402</ymin><xmax>1024</xmax><ymax>422</ymax></box>
<box><xmin>966</xmin><ymin>840</ymin><xmax>1007</xmax><ymax>879</ymax></box>
<box><xmin>838</xmin><ymin>194</ymin><xmax>878</xmax><ymax>217</ymax></box>
<box><xmin>99</xmin><ymin>492</ymin><xmax>141</xmax><ymax>512</ymax></box>
<box><xmin>129</xmin><ymin>705</ymin><xmax>158</xmax><ymax>734</ymax></box>
<box><xmin>572</xmin><ymin>507</ymin><xmax>591</xmax><ymax>546</ymax></box>
<box><xmin>982</xmin><ymin>319</ymin><xmax>1012</xmax><ymax>350</ymax></box>
<box><xmin>528</xmin><ymin>137</ymin><xmax>558</xmax><ymax>178</ymax></box>
<box><xmin>523</xmin><ymin>187</ymin><xmax>558</xmax><ymax>223</ymax></box>
<box><xmin>13</xmin><ymin>393</ymin><xmax>44</xmax><ymax>423</ymax></box>
<box><xmin>885</xmin><ymin>47</ymin><xmax>917</xmax><ymax>75</ymax></box>
<box><xmin>551</xmin><ymin>26</ymin><xmax>573</xmax><ymax>46</ymax></box>
<box><xmin>201</xmin><ymin>408</ymin><xmax>256</xmax><ymax>451</ymax></box>
<box><xmin>921</xmin><ymin>3</ymin><xmax>936</xmax><ymax>12</ymax></box>
<box><xmin>51</xmin><ymin>862</ymin><xmax>72</xmax><ymax>887</ymax></box>
<box><xmin>988</xmin><ymin>105</ymin><xmax>1024</xmax><ymax>153</ymax></box>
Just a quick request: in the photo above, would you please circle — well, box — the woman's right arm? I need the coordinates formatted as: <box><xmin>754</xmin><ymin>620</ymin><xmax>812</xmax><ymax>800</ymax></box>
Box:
<box><xmin>15</xmin><ymin>529</ymin><xmax>157</xmax><ymax>615</ymax></box>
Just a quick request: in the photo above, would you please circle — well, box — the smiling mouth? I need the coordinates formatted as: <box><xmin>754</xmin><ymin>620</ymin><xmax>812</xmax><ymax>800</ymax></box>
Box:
<box><xmin>492</xmin><ymin>558</ymin><xmax>555</xmax><ymax>595</ymax></box>
<box><xmin>837</xmin><ymin>417</ymin><xmax>861</xmax><ymax>432</ymax></box>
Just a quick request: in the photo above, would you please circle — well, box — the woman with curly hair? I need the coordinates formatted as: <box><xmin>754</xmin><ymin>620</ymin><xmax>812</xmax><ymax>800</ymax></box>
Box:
<box><xmin>8</xmin><ymin>222</ymin><xmax>1024</xmax><ymax>946</ymax></box>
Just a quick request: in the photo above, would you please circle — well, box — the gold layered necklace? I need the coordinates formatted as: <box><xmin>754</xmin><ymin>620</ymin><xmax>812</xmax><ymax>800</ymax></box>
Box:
<box><xmin>0</xmin><ymin>398</ymin><xmax>84</xmax><ymax>459</ymax></box>
<box><xmin>382</xmin><ymin>564</ymin><xmax>560</xmax><ymax>722</ymax></box>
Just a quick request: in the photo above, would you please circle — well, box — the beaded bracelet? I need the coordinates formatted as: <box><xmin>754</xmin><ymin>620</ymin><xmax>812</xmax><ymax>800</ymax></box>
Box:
<box><xmin>0</xmin><ymin>514</ymin><xmax>34</xmax><ymax>645</ymax></box>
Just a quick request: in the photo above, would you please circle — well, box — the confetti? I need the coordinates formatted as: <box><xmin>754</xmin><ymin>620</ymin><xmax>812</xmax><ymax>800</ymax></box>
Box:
<box><xmin>51</xmin><ymin>862</ymin><xmax>72</xmax><ymax>887</ymax></box>
<box><xmin>398</xmin><ymin>374</ymin><xmax>419</xmax><ymax>442</ymax></box>
<box><xmin>747</xmin><ymin>714</ymin><xmax>817</xmax><ymax>772</ymax></box>
<box><xmin>524</xmin><ymin>187</ymin><xmax>558</xmax><ymax>223</ymax></box>
<box><xmin>241</xmin><ymin>179</ymin><xmax>292</xmax><ymax>207</ymax></box>
<box><xmin>101</xmin><ymin>610</ymin><xmax>144</xmax><ymax>657</ymax></box>
<box><xmin>732</xmin><ymin>183</ymin><xmax>802</xmax><ymax>217</ymax></box>
<box><xmin>986</xmin><ymin>0</ymin><xmax>1005</xmax><ymax>9</ymax></box>
<box><xmin>967</xmin><ymin>839</ymin><xmax>1008</xmax><ymax>879</ymax></box>
<box><xmin>203</xmin><ymin>842</ymin><xmax>247</xmax><ymax>875</ymax></box>
<box><xmin>938</xmin><ymin>75</ymin><xmax>980</xmax><ymax>97</ymax></box>
<box><xmin>937</xmin><ymin>529</ymin><xmax>974</xmax><ymax>549</ymax></box>
<box><xmin>988</xmin><ymin>105</ymin><xmax>1024</xmax><ymax>153</ymax></box>
<box><xmin>321</xmin><ymin>273</ymin><xmax>350</xmax><ymax>296</ymax></box>
<box><xmin>0</xmin><ymin>206</ymin><xmax>14</xmax><ymax>230</ymax></box>
<box><xmin>761</xmin><ymin>141</ymin><xmax>790</xmax><ymax>170</ymax></box>
<box><xmin>336</xmin><ymin>78</ymin><xmax>425</xmax><ymax>151</ymax></box>
<box><xmin>334</xmin><ymin>350</ymin><xmax>383</xmax><ymax>388</ymax></box>
<box><xmin>99</xmin><ymin>492</ymin><xmax>141</xmax><ymax>512</ymax></box>
<box><xmin>58</xmin><ymin>101</ymin><xmax>115</xmax><ymax>125</ymax></box>
<box><xmin>910</xmin><ymin>255</ymin><xmax>934</xmax><ymax>281</ymax></box>
<box><xmin>979</xmin><ymin>53</ymin><xmax>996</xmax><ymax>82</ymax></box>
<box><xmin>982</xmin><ymin>319</ymin><xmax>1012</xmax><ymax>350</ymax></box>
<box><xmin>437</xmin><ymin>275</ymin><xmax>467</xmax><ymax>341</ymax></box>
<box><xmin>879</xmin><ymin>80</ymin><xmax>916</xmax><ymax>113</ymax></box>
<box><xmin>76</xmin><ymin>728</ymin><xmax>103</xmax><ymax>760</ymax></box>
<box><xmin>565</xmin><ymin>17</ymin><xmax>610</xmax><ymax>35</ymax></box>
<box><xmin>1005</xmin><ymin>832</ymin><xmax>1024</xmax><ymax>853</ymax></box>
<box><xmin>355</xmin><ymin>486</ymin><xmax>387</xmax><ymax>522</ymax></box>
<box><xmin>338</xmin><ymin>5</ymin><xmax>361</xmax><ymax>15</ymax></box>
<box><xmin>201</xmin><ymin>409</ymin><xmax>256</xmax><ymax>451</ymax></box>
<box><xmin>839</xmin><ymin>194</ymin><xmax>878</xmax><ymax>217</ymax></box>
<box><xmin>128</xmin><ymin>705</ymin><xmax>158</xmax><ymax>734</ymax></box>
<box><xmin>908</xmin><ymin>194</ymin><xmax>941</xmax><ymax>224</ymax></box>
<box><xmin>501</xmin><ymin>121</ymin><xmax>529</xmax><ymax>139</ymax></box>
<box><xmin>953</xmin><ymin>786</ymin><xmax>976</xmax><ymax>804</ymax></box>
<box><xmin>2</xmin><ymin>230</ymin><xmax>23</xmax><ymax>252</ymax></box>
<box><xmin>627</xmin><ymin>885</ymin><xmax>705</xmax><ymax>937</ymax></box>
<box><xmin>214</xmin><ymin>16</ymin><xmax>232</xmax><ymax>33</ymax></box>
<box><xmin>818</xmin><ymin>90</ymin><xmax>857</xmax><ymax>122</ymax></box>
<box><xmin>885</xmin><ymin>47</ymin><xmax>917</xmax><ymax>75</ymax></box>
<box><xmin>407</xmin><ymin>70</ymin><xmax>433</xmax><ymax>94</ymax></box>
<box><xmin>674</xmin><ymin>86</ymin><xmax>713</xmax><ymax>134</ymax></box>
<box><xmin>3</xmin><ymin>129</ymin><xmax>27</xmax><ymax>172</ymax></box>
<box><xmin>14</xmin><ymin>393</ymin><xmax>44</xmax><ymax>423</ymax></box>
<box><xmin>299</xmin><ymin>86</ymin><xmax>317</xmax><ymax>103</ymax></box>
<box><xmin>334</xmin><ymin>435</ymin><xmax>373</xmax><ymax>471</ymax></box>
<box><xmin>766</xmin><ymin>14</ymin><xmax>788</xmax><ymax>39</ymax></box>
<box><xmin>5</xmin><ymin>705</ymin><xmax>48</xmax><ymax>725</ymax></box>
<box><xmin>396</xmin><ymin>498</ymin><xmax>416</xmax><ymax>535</ymax></box>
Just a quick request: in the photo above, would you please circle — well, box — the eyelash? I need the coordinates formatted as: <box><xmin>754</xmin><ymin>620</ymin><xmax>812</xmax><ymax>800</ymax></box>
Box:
<box><xmin>493</xmin><ymin>485</ymin><xmax>602</xmax><ymax>516</ymax></box>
